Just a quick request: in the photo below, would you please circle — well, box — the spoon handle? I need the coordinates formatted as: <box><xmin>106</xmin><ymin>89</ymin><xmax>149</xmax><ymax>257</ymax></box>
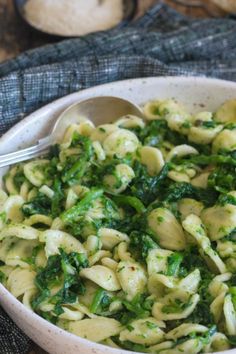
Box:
<box><xmin>0</xmin><ymin>137</ymin><xmax>52</xmax><ymax>168</ymax></box>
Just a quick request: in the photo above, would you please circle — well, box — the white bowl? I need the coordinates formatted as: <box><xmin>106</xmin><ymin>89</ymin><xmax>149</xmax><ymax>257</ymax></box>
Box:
<box><xmin>0</xmin><ymin>76</ymin><xmax>236</xmax><ymax>354</ymax></box>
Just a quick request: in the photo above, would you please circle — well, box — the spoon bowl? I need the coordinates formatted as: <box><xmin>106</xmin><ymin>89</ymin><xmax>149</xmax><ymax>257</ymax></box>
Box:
<box><xmin>0</xmin><ymin>96</ymin><xmax>144</xmax><ymax>168</ymax></box>
<box><xmin>52</xmin><ymin>96</ymin><xmax>144</xmax><ymax>142</ymax></box>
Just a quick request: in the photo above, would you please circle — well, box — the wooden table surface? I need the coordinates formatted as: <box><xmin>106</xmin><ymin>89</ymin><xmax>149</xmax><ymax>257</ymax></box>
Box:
<box><xmin>0</xmin><ymin>0</ymin><xmax>225</xmax><ymax>353</ymax></box>
<box><xmin>0</xmin><ymin>0</ymin><xmax>226</xmax><ymax>63</ymax></box>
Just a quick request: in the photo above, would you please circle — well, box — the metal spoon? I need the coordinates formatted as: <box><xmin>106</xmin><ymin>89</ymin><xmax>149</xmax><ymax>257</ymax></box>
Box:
<box><xmin>0</xmin><ymin>96</ymin><xmax>144</xmax><ymax>168</ymax></box>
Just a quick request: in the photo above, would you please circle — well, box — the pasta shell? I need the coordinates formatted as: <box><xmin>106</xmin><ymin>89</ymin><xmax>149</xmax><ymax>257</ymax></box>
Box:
<box><xmin>42</xmin><ymin>230</ymin><xmax>86</xmax><ymax>257</ymax></box>
<box><xmin>23</xmin><ymin>159</ymin><xmax>50</xmax><ymax>187</ymax></box>
<box><xmin>7</xmin><ymin>268</ymin><xmax>36</xmax><ymax>298</ymax></box>
<box><xmin>140</xmin><ymin>146</ymin><xmax>164</xmax><ymax>176</ymax></box>
<box><xmin>148</xmin><ymin>208</ymin><xmax>186</xmax><ymax>250</ymax></box>
<box><xmin>103</xmin><ymin>129</ymin><xmax>139</xmax><ymax>158</ymax></box>
<box><xmin>116</xmin><ymin>260</ymin><xmax>147</xmax><ymax>300</ymax></box>
<box><xmin>215</xmin><ymin>99</ymin><xmax>236</xmax><ymax>123</ymax></box>
<box><xmin>201</xmin><ymin>204</ymin><xmax>236</xmax><ymax>241</ymax></box>
<box><xmin>90</xmin><ymin>124</ymin><xmax>118</xmax><ymax>143</ymax></box>
<box><xmin>114</xmin><ymin>115</ymin><xmax>145</xmax><ymax>129</ymax></box>
<box><xmin>166</xmin><ymin>144</ymin><xmax>198</xmax><ymax>162</ymax></box>
<box><xmin>119</xmin><ymin>317</ymin><xmax>165</xmax><ymax>345</ymax></box>
<box><xmin>152</xmin><ymin>292</ymin><xmax>200</xmax><ymax>321</ymax></box>
<box><xmin>224</xmin><ymin>294</ymin><xmax>236</xmax><ymax>335</ymax></box>
<box><xmin>0</xmin><ymin>224</ymin><xmax>40</xmax><ymax>240</ymax></box>
<box><xmin>99</xmin><ymin>227</ymin><xmax>129</xmax><ymax>250</ymax></box>
<box><xmin>65</xmin><ymin>317</ymin><xmax>122</xmax><ymax>342</ymax></box>
<box><xmin>80</xmin><ymin>265</ymin><xmax>121</xmax><ymax>291</ymax></box>
<box><xmin>166</xmin><ymin>323</ymin><xmax>208</xmax><ymax>340</ymax></box>
<box><xmin>182</xmin><ymin>214</ymin><xmax>227</xmax><ymax>274</ymax></box>
<box><xmin>212</xmin><ymin>129</ymin><xmax>236</xmax><ymax>153</ymax></box>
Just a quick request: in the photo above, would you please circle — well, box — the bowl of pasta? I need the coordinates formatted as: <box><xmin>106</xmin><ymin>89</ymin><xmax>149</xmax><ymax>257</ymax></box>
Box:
<box><xmin>1</xmin><ymin>76</ymin><xmax>236</xmax><ymax>354</ymax></box>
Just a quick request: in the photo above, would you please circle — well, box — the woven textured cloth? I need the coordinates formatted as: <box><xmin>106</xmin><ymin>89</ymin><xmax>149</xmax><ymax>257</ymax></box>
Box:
<box><xmin>0</xmin><ymin>3</ymin><xmax>236</xmax><ymax>353</ymax></box>
<box><xmin>1</xmin><ymin>3</ymin><xmax>236</xmax><ymax>135</ymax></box>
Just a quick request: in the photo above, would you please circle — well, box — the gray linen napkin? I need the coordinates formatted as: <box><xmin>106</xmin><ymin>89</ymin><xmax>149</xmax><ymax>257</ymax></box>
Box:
<box><xmin>0</xmin><ymin>3</ymin><xmax>236</xmax><ymax>353</ymax></box>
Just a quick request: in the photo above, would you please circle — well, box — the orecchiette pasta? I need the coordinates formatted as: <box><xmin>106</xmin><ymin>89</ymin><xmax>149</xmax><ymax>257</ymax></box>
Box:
<box><xmin>1</xmin><ymin>97</ymin><xmax>236</xmax><ymax>353</ymax></box>
<box><xmin>166</xmin><ymin>144</ymin><xmax>198</xmax><ymax>162</ymax></box>
<box><xmin>83</xmin><ymin>235</ymin><xmax>101</xmax><ymax>255</ymax></box>
<box><xmin>224</xmin><ymin>294</ymin><xmax>236</xmax><ymax>335</ymax></box>
<box><xmin>215</xmin><ymin>99</ymin><xmax>236</xmax><ymax>123</ymax></box>
<box><xmin>3</xmin><ymin>195</ymin><xmax>24</xmax><ymax>222</ymax></box>
<box><xmin>119</xmin><ymin>317</ymin><xmax>165</xmax><ymax>345</ymax></box>
<box><xmin>116</xmin><ymin>260</ymin><xmax>147</xmax><ymax>300</ymax></box>
<box><xmin>103</xmin><ymin>163</ymin><xmax>135</xmax><ymax>194</ymax></box>
<box><xmin>23</xmin><ymin>159</ymin><xmax>50</xmax><ymax>187</ymax></box>
<box><xmin>62</xmin><ymin>118</ymin><xmax>95</xmax><ymax>144</ymax></box>
<box><xmin>98</xmin><ymin>227</ymin><xmax>129</xmax><ymax>250</ymax></box>
<box><xmin>88</xmin><ymin>249</ymin><xmax>111</xmax><ymax>266</ymax></box>
<box><xmin>139</xmin><ymin>146</ymin><xmax>164</xmax><ymax>176</ymax></box>
<box><xmin>147</xmin><ymin>273</ymin><xmax>176</xmax><ymax>297</ymax></box>
<box><xmin>147</xmin><ymin>249</ymin><xmax>173</xmax><ymax>275</ymax></box>
<box><xmin>212</xmin><ymin>129</ymin><xmax>236</xmax><ymax>153</ymax></box>
<box><xmin>102</xmin><ymin>128</ymin><xmax>139</xmax><ymax>158</ymax></box>
<box><xmin>101</xmin><ymin>257</ymin><xmax>118</xmax><ymax>271</ymax></box>
<box><xmin>60</xmin><ymin>317</ymin><xmax>123</xmax><ymax>342</ymax></box>
<box><xmin>165</xmin><ymin>323</ymin><xmax>208</xmax><ymax>339</ymax></box>
<box><xmin>182</xmin><ymin>214</ymin><xmax>227</xmax><ymax>274</ymax></box>
<box><xmin>39</xmin><ymin>185</ymin><xmax>54</xmax><ymax>199</ymax></box>
<box><xmin>148</xmin><ymin>208</ymin><xmax>186</xmax><ymax>250</ymax></box>
<box><xmin>7</xmin><ymin>268</ymin><xmax>36</xmax><ymax>298</ymax></box>
<box><xmin>203</xmin><ymin>332</ymin><xmax>231</xmax><ymax>353</ymax></box>
<box><xmin>4</xmin><ymin>166</ymin><xmax>21</xmax><ymax>195</ymax></box>
<box><xmin>143</xmin><ymin>99</ymin><xmax>186</xmax><ymax>121</ymax></box>
<box><xmin>189</xmin><ymin>111</ymin><xmax>223</xmax><ymax>145</ymax></box>
<box><xmin>165</xmin><ymin>113</ymin><xmax>190</xmax><ymax>135</ymax></box>
<box><xmin>191</xmin><ymin>171</ymin><xmax>210</xmax><ymax>189</ymax></box>
<box><xmin>42</xmin><ymin>230</ymin><xmax>86</xmax><ymax>257</ymax></box>
<box><xmin>5</xmin><ymin>239</ymin><xmax>39</xmax><ymax>268</ymax></box>
<box><xmin>168</xmin><ymin>170</ymin><xmax>190</xmax><ymax>183</ymax></box>
<box><xmin>23</xmin><ymin>214</ymin><xmax>52</xmax><ymax>227</ymax></box>
<box><xmin>178</xmin><ymin>198</ymin><xmax>204</xmax><ymax>220</ymax></box>
<box><xmin>58</xmin><ymin>305</ymin><xmax>85</xmax><ymax>321</ymax></box>
<box><xmin>90</xmin><ymin>124</ymin><xmax>118</xmax><ymax>143</ymax></box>
<box><xmin>92</xmin><ymin>141</ymin><xmax>106</xmax><ymax>161</ymax></box>
<box><xmin>116</xmin><ymin>241</ymin><xmax>133</xmax><ymax>262</ymax></box>
<box><xmin>0</xmin><ymin>224</ymin><xmax>40</xmax><ymax>240</ymax></box>
<box><xmin>114</xmin><ymin>115</ymin><xmax>145</xmax><ymax>129</ymax></box>
<box><xmin>80</xmin><ymin>265</ymin><xmax>121</xmax><ymax>291</ymax></box>
<box><xmin>201</xmin><ymin>203</ymin><xmax>236</xmax><ymax>241</ymax></box>
<box><xmin>152</xmin><ymin>291</ymin><xmax>200</xmax><ymax>321</ymax></box>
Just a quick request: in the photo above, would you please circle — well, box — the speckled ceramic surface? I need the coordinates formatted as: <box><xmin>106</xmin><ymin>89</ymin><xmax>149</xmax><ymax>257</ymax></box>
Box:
<box><xmin>1</xmin><ymin>76</ymin><xmax>236</xmax><ymax>354</ymax></box>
